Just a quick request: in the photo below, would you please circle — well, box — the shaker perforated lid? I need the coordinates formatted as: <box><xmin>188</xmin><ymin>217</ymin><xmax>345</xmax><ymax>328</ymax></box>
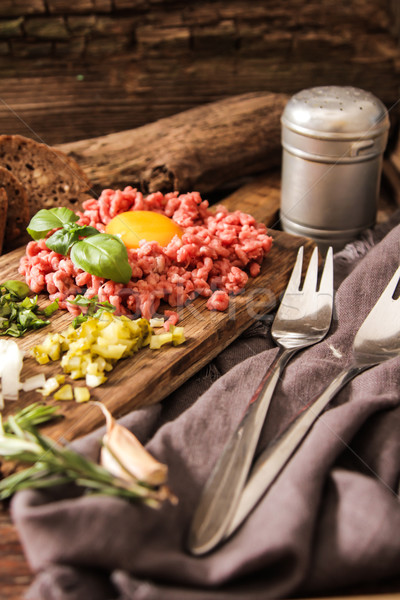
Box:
<box><xmin>281</xmin><ymin>86</ymin><xmax>389</xmax><ymax>139</ymax></box>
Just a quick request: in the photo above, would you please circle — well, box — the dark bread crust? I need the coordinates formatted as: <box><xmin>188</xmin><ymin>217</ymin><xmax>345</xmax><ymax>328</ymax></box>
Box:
<box><xmin>0</xmin><ymin>134</ymin><xmax>93</xmax><ymax>218</ymax></box>
<box><xmin>0</xmin><ymin>166</ymin><xmax>30</xmax><ymax>248</ymax></box>
<box><xmin>0</xmin><ymin>187</ymin><xmax>8</xmax><ymax>255</ymax></box>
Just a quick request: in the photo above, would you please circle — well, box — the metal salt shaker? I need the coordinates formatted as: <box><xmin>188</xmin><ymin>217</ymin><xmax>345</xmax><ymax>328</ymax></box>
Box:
<box><xmin>280</xmin><ymin>86</ymin><xmax>390</xmax><ymax>251</ymax></box>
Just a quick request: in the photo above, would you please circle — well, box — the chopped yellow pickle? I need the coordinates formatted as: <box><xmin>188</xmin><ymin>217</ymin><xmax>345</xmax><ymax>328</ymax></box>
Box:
<box><xmin>31</xmin><ymin>312</ymin><xmax>185</xmax><ymax>390</ymax></box>
<box><xmin>54</xmin><ymin>384</ymin><xmax>73</xmax><ymax>401</ymax></box>
<box><xmin>74</xmin><ymin>386</ymin><xmax>91</xmax><ymax>403</ymax></box>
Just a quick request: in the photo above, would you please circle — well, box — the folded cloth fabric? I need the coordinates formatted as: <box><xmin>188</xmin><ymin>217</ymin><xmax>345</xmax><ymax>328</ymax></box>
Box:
<box><xmin>12</xmin><ymin>211</ymin><xmax>400</xmax><ymax>600</ymax></box>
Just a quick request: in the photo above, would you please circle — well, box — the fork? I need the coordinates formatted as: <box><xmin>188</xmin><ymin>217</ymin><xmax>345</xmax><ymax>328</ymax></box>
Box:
<box><xmin>224</xmin><ymin>263</ymin><xmax>400</xmax><ymax>540</ymax></box>
<box><xmin>188</xmin><ymin>245</ymin><xmax>334</xmax><ymax>555</ymax></box>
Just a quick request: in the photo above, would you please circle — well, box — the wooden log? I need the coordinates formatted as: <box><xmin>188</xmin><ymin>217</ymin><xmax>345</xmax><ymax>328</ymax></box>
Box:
<box><xmin>57</xmin><ymin>91</ymin><xmax>288</xmax><ymax>195</ymax></box>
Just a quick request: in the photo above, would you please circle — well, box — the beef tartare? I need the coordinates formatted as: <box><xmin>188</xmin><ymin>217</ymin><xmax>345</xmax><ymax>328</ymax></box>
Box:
<box><xmin>19</xmin><ymin>188</ymin><xmax>273</xmax><ymax>320</ymax></box>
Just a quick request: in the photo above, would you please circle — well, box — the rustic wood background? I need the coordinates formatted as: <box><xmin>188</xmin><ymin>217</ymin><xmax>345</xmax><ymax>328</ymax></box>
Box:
<box><xmin>0</xmin><ymin>0</ymin><xmax>399</xmax><ymax>146</ymax></box>
<box><xmin>0</xmin><ymin>2</ymin><xmax>400</xmax><ymax>598</ymax></box>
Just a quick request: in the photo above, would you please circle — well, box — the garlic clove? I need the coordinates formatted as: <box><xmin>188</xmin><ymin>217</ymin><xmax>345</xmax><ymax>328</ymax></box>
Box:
<box><xmin>95</xmin><ymin>402</ymin><xmax>168</xmax><ymax>486</ymax></box>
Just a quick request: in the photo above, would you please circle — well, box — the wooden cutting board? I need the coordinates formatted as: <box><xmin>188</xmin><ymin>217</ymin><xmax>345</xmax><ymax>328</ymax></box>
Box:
<box><xmin>0</xmin><ymin>173</ymin><xmax>315</xmax><ymax>443</ymax></box>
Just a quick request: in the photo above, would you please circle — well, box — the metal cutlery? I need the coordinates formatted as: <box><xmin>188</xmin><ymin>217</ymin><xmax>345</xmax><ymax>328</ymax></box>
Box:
<box><xmin>224</xmin><ymin>263</ymin><xmax>400</xmax><ymax>540</ymax></box>
<box><xmin>188</xmin><ymin>245</ymin><xmax>334</xmax><ymax>555</ymax></box>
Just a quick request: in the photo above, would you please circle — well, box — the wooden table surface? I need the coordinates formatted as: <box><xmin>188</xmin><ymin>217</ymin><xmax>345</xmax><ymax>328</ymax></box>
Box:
<box><xmin>0</xmin><ymin>505</ymin><xmax>33</xmax><ymax>599</ymax></box>
<box><xmin>0</xmin><ymin>166</ymin><xmax>399</xmax><ymax>600</ymax></box>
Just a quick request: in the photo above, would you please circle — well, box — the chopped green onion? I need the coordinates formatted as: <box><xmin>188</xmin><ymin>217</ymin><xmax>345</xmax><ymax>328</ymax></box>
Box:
<box><xmin>0</xmin><ymin>281</ymin><xmax>58</xmax><ymax>338</ymax></box>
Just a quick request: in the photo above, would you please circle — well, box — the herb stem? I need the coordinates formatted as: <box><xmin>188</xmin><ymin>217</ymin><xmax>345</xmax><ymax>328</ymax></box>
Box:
<box><xmin>0</xmin><ymin>404</ymin><xmax>171</xmax><ymax>507</ymax></box>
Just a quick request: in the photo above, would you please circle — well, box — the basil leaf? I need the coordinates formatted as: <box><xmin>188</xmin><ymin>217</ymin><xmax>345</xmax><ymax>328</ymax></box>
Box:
<box><xmin>18</xmin><ymin>309</ymin><xmax>42</xmax><ymax>329</ymax></box>
<box><xmin>0</xmin><ymin>285</ymin><xmax>55</xmax><ymax>337</ymax></box>
<box><xmin>3</xmin><ymin>323</ymin><xmax>22</xmax><ymax>337</ymax></box>
<box><xmin>46</xmin><ymin>229</ymin><xmax>80</xmax><ymax>255</ymax></box>
<box><xmin>0</xmin><ymin>304</ymin><xmax>11</xmax><ymax>317</ymax></box>
<box><xmin>71</xmin><ymin>314</ymin><xmax>89</xmax><ymax>328</ymax></box>
<box><xmin>75</xmin><ymin>226</ymin><xmax>99</xmax><ymax>238</ymax></box>
<box><xmin>43</xmin><ymin>299</ymin><xmax>59</xmax><ymax>317</ymax></box>
<box><xmin>20</xmin><ymin>295</ymin><xmax>39</xmax><ymax>309</ymax></box>
<box><xmin>1</xmin><ymin>280</ymin><xmax>30</xmax><ymax>299</ymax></box>
<box><xmin>70</xmin><ymin>234</ymin><xmax>132</xmax><ymax>284</ymax></box>
<box><xmin>27</xmin><ymin>208</ymin><xmax>79</xmax><ymax>240</ymax></box>
<box><xmin>68</xmin><ymin>294</ymin><xmax>94</xmax><ymax>308</ymax></box>
<box><xmin>69</xmin><ymin>295</ymin><xmax>116</xmax><ymax>328</ymax></box>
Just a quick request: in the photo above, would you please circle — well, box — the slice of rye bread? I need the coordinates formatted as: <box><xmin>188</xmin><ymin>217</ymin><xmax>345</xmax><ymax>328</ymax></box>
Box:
<box><xmin>0</xmin><ymin>134</ymin><xmax>93</xmax><ymax>219</ymax></box>
<box><xmin>0</xmin><ymin>187</ymin><xmax>7</xmax><ymax>254</ymax></box>
<box><xmin>0</xmin><ymin>166</ymin><xmax>30</xmax><ymax>249</ymax></box>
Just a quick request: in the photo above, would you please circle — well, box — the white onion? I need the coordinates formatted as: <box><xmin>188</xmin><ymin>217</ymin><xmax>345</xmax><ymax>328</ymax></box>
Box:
<box><xmin>0</xmin><ymin>339</ymin><xmax>24</xmax><ymax>402</ymax></box>
<box><xmin>21</xmin><ymin>373</ymin><xmax>46</xmax><ymax>392</ymax></box>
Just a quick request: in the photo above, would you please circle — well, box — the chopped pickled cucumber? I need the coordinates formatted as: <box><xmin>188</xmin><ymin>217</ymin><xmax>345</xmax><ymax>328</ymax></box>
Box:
<box><xmin>149</xmin><ymin>317</ymin><xmax>165</xmax><ymax>328</ymax></box>
<box><xmin>90</xmin><ymin>343</ymin><xmax>129</xmax><ymax>360</ymax></box>
<box><xmin>74</xmin><ymin>386</ymin><xmax>91</xmax><ymax>403</ymax></box>
<box><xmin>54</xmin><ymin>384</ymin><xmax>73</xmax><ymax>401</ymax></box>
<box><xmin>31</xmin><ymin>312</ymin><xmax>185</xmax><ymax>389</ymax></box>
<box><xmin>39</xmin><ymin>374</ymin><xmax>65</xmax><ymax>397</ymax></box>
<box><xmin>150</xmin><ymin>332</ymin><xmax>173</xmax><ymax>350</ymax></box>
<box><xmin>170</xmin><ymin>325</ymin><xmax>185</xmax><ymax>346</ymax></box>
<box><xmin>86</xmin><ymin>373</ymin><xmax>107</xmax><ymax>388</ymax></box>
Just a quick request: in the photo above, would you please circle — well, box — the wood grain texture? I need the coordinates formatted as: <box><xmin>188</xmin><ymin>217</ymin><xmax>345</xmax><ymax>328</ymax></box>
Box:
<box><xmin>0</xmin><ymin>506</ymin><xmax>33</xmax><ymax>600</ymax></box>
<box><xmin>56</xmin><ymin>92</ymin><xmax>288</xmax><ymax>195</ymax></box>
<box><xmin>0</xmin><ymin>1</ymin><xmax>398</xmax><ymax>145</ymax></box>
<box><xmin>0</xmin><ymin>172</ymin><xmax>313</xmax><ymax>446</ymax></box>
<box><xmin>0</xmin><ymin>170</ymin><xmax>312</xmax><ymax>597</ymax></box>
<box><xmin>0</xmin><ymin>168</ymin><xmax>399</xmax><ymax>600</ymax></box>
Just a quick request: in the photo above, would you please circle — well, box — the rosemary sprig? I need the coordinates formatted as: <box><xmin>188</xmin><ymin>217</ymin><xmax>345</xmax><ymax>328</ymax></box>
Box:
<box><xmin>0</xmin><ymin>404</ymin><xmax>172</xmax><ymax>507</ymax></box>
<box><xmin>2</xmin><ymin>402</ymin><xmax>59</xmax><ymax>433</ymax></box>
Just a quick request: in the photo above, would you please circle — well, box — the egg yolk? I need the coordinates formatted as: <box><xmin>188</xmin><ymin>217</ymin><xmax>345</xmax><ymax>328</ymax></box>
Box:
<box><xmin>105</xmin><ymin>211</ymin><xmax>183</xmax><ymax>249</ymax></box>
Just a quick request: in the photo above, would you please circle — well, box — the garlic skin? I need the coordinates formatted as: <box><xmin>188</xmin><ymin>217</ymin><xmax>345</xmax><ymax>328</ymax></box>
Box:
<box><xmin>95</xmin><ymin>402</ymin><xmax>168</xmax><ymax>486</ymax></box>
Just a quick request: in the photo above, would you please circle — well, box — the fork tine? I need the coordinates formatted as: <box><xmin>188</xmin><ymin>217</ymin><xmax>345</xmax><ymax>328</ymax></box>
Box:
<box><xmin>367</xmin><ymin>264</ymin><xmax>400</xmax><ymax>316</ymax></box>
<box><xmin>285</xmin><ymin>246</ymin><xmax>304</xmax><ymax>293</ymax></box>
<box><xmin>381</xmin><ymin>264</ymin><xmax>400</xmax><ymax>301</ymax></box>
<box><xmin>362</xmin><ymin>264</ymin><xmax>400</xmax><ymax>322</ymax></box>
<box><xmin>302</xmin><ymin>246</ymin><xmax>319</xmax><ymax>291</ymax></box>
<box><xmin>319</xmin><ymin>246</ymin><xmax>333</xmax><ymax>293</ymax></box>
<box><xmin>354</xmin><ymin>264</ymin><xmax>400</xmax><ymax>343</ymax></box>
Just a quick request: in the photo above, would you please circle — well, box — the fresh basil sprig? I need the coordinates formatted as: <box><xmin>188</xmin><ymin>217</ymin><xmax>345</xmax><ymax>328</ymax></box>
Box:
<box><xmin>70</xmin><ymin>234</ymin><xmax>132</xmax><ymax>284</ymax></box>
<box><xmin>27</xmin><ymin>208</ymin><xmax>133</xmax><ymax>284</ymax></box>
<box><xmin>46</xmin><ymin>223</ymin><xmax>99</xmax><ymax>256</ymax></box>
<box><xmin>27</xmin><ymin>207</ymin><xmax>80</xmax><ymax>240</ymax></box>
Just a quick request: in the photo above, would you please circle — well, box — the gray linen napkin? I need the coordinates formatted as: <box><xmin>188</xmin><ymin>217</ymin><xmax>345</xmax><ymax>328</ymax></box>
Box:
<box><xmin>11</xmin><ymin>211</ymin><xmax>400</xmax><ymax>600</ymax></box>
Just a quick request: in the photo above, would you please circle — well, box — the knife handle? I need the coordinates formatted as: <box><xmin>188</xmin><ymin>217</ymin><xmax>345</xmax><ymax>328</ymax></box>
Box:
<box><xmin>224</xmin><ymin>363</ymin><xmax>364</xmax><ymax>539</ymax></box>
<box><xmin>187</xmin><ymin>346</ymin><xmax>294</xmax><ymax>556</ymax></box>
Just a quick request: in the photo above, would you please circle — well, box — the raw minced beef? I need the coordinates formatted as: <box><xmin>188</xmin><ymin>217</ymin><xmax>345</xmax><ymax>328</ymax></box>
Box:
<box><xmin>19</xmin><ymin>187</ymin><xmax>273</xmax><ymax>320</ymax></box>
